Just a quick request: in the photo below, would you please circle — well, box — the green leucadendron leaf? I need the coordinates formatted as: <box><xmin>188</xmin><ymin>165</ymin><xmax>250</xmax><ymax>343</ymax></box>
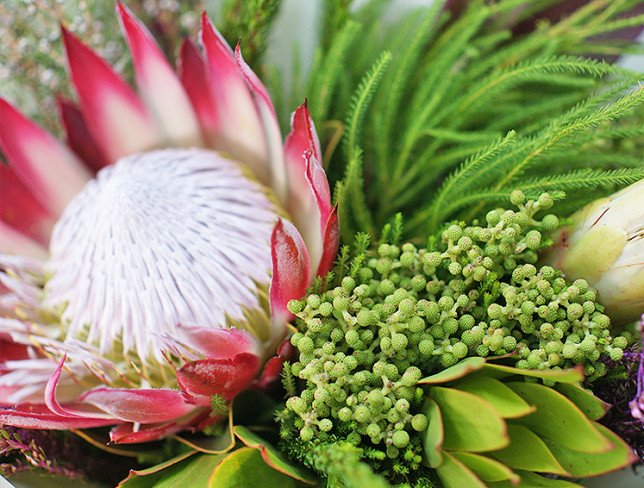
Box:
<box><xmin>430</xmin><ymin>386</ymin><xmax>508</xmax><ymax>452</ymax></box>
<box><xmin>506</xmin><ymin>382</ymin><xmax>611</xmax><ymax>453</ymax></box>
<box><xmin>490</xmin><ymin>424</ymin><xmax>568</xmax><ymax>476</ymax></box>
<box><xmin>542</xmin><ymin>423</ymin><xmax>637</xmax><ymax>477</ymax></box>
<box><xmin>233</xmin><ymin>425</ymin><xmax>318</xmax><ymax>484</ymax></box>
<box><xmin>481</xmin><ymin>364</ymin><xmax>584</xmax><ymax>384</ymax></box>
<box><xmin>210</xmin><ymin>447</ymin><xmax>305</xmax><ymax>488</ymax></box>
<box><xmin>452</xmin><ymin>376</ymin><xmax>535</xmax><ymax>419</ymax></box>
<box><xmin>117</xmin><ymin>452</ymin><xmax>225</xmax><ymax>488</ymax></box>
<box><xmin>419</xmin><ymin>357</ymin><xmax>486</xmax><ymax>384</ymax></box>
<box><xmin>554</xmin><ymin>383</ymin><xmax>610</xmax><ymax>421</ymax></box>
<box><xmin>423</xmin><ymin>398</ymin><xmax>444</xmax><ymax>468</ymax></box>
<box><xmin>487</xmin><ymin>470</ymin><xmax>581</xmax><ymax>487</ymax></box>
<box><xmin>451</xmin><ymin>451</ymin><xmax>519</xmax><ymax>484</ymax></box>
<box><xmin>436</xmin><ymin>451</ymin><xmax>487</xmax><ymax>488</ymax></box>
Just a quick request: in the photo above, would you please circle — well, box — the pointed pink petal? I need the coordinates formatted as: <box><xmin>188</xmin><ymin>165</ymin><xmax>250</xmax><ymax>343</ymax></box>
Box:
<box><xmin>0</xmin><ymin>164</ymin><xmax>53</xmax><ymax>244</ymax></box>
<box><xmin>62</xmin><ymin>26</ymin><xmax>163</xmax><ymax>162</ymax></box>
<box><xmin>117</xmin><ymin>2</ymin><xmax>202</xmax><ymax>147</ymax></box>
<box><xmin>0</xmin><ymin>99</ymin><xmax>91</xmax><ymax>216</ymax></box>
<box><xmin>200</xmin><ymin>14</ymin><xmax>268</xmax><ymax>182</ymax></box>
<box><xmin>0</xmin><ymin>404</ymin><xmax>117</xmax><ymax>429</ymax></box>
<box><xmin>284</xmin><ymin>100</ymin><xmax>321</xmax><ymax>166</ymax></box>
<box><xmin>235</xmin><ymin>44</ymin><xmax>287</xmax><ymax>202</ymax></box>
<box><xmin>0</xmin><ymin>222</ymin><xmax>48</xmax><ymax>259</ymax></box>
<box><xmin>179</xmin><ymin>39</ymin><xmax>217</xmax><ymax>142</ymax></box>
<box><xmin>317</xmin><ymin>205</ymin><xmax>339</xmax><ymax>276</ymax></box>
<box><xmin>109</xmin><ymin>421</ymin><xmax>183</xmax><ymax>444</ymax></box>
<box><xmin>176</xmin><ymin>352</ymin><xmax>260</xmax><ymax>403</ymax></box>
<box><xmin>176</xmin><ymin>325</ymin><xmax>260</xmax><ymax>359</ymax></box>
<box><xmin>254</xmin><ymin>339</ymin><xmax>295</xmax><ymax>389</ymax></box>
<box><xmin>284</xmin><ymin>102</ymin><xmax>333</xmax><ymax>272</ymax></box>
<box><xmin>79</xmin><ymin>387</ymin><xmax>195</xmax><ymax>423</ymax></box>
<box><xmin>45</xmin><ymin>355</ymin><xmax>113</xmax><ymax>419</ymax></box>
<box><xmin>58</xmin><ymin>98</ymin><xmax>108</xmax><ymax>171</ymax></box>
<box><xmin>269</xmin><ymin>219</ymin><xmax>311</xmax><ymax>323</ymax></box>
<box><xmin>304</xmin><ymin>152</ymin><xmax>333</xmax><ymax>227</ymax></box>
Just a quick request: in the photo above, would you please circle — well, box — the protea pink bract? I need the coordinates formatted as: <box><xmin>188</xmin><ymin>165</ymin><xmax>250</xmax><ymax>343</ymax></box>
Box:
<box><xmin>0</xmin><ymin>3</ymin><xmax>338</xmax><ymax>443</ymax></box>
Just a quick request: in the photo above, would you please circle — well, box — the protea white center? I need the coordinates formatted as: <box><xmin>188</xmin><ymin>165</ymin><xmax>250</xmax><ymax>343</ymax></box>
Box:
<box><xmin>44</xmin><ymin>148</ymin><xmax>279</xmax><ymax>363</ymax></box>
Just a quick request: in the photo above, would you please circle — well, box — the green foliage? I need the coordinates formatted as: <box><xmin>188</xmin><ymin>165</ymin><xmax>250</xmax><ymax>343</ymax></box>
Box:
<box><xmin>302</xmin><ymin>0</ymin><xmax>644</xmax><ymax>240</ymax></box>
<box><xmin>218</xmin><ymin>0</ymin><xmax>282</xmax><ymax>68</ymax></box>
<box><xmin>278</xmin><ymin>193</ymin><xmax>633</xmax><ymax>486</ymax></box>
<box><xmin>416</xmin><ymin>359</ymin><xmax>632</xmax><ymax>488</ymax></box>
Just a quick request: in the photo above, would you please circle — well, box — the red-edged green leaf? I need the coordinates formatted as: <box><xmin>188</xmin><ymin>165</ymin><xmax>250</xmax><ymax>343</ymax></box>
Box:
<box><xmin>554</xmin><ymin>383</ymin><xmax>610</xmax><ymax>421</ymax></box>
<box><xmin>423</xmin><ymin>398</ymin><xmax>444</xmax><ymax>468</ymax></box>
<box><xmin>482</xmin><ymin>364</ymin><xmax>583</xmax><ymax>384</ymax></box>
<box><xmin>451</xmin><ymin>451</ymin><xmax>520</xmax><ymax>484</ymax></box>
<box><xmin>488</xmin><ymin>471</ymin><xmax>581</xmax><ymax>487</ymax></box>
<box><xmin>436</xmin><ymin>451</ymin><xmax>487</xmax><ymax>488</ymax></box>
<box><xmin>118</xmin><ymin>452</ymin><xmax>224</xmax><ymax>487</ymax></box>
<box><xmin>543</xmin><ymin>423</ymin><xmax>637</xmax><ymax>477</ymax></box>
<box><xmin>452</xmin><ymin>376</ymin><xmax>535</xmax><ymax>419</ymax></box>
<box><xmin>490</xmin><ymin>424</ymin><xmax>568</xmax><ymax>476</ymax></box>
<box><xmin>234</xmin><ymin>426</ymin><xmax>317</xmax><ymax>484</ymax></box>
<box><xmin>419</xmin><ymin>357</ymin><xmax>486</xmax><ymax>384</ymax></box>
<box><xmin>172</xmin><ymin>431</ymin><xmax>235</xmax><ymax>455</ymax></box>
<box><xmin>430</xmin><ymin>386</ymin><xmax>508</xmax><ymax>452</ymax></box>
<box><xmin>515</xmin><ymin>471</ymin><xmax>580</xmax><ymax>487</ymax></box>
<box><xmin>209</xmin><ymin>447</ymin><xmax>304</xmax><ymax>488</ymax></box>
<box><xmin>507</xmin><ymin>382</ymin><xmax>611</xmax><ymax>453</ymax></box>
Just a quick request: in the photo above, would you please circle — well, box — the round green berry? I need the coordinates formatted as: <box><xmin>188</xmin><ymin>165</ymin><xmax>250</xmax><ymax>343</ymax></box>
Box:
<box><xmin>366</xmin><ymin>423</ymin><xmax>381</xmax><ymax>439</ymax></box>
<box><xmin>510</xmin><ymin>190</ymin><xmax>526</xmax><ymax>206</ymax></box>
<box><xmin>354</xmin><ymin>405</ymin><xmax>370</xmax><ymax>423</ymax></box>
<box><xmin>318</xmin><ymin>419</ymin><xmax>333</xmax><ymax>432</ymax></box>
<box><xmin>297</xmin><ymin>336</ymin><xmax>314</xmax><ymax>354</ymax></box>
<box><xmin>288</xmin><ymin>299</ymin><xmax>305</xmax><ymax>314</ymax></box>
<box><xmin>342</xmin><ymin>276</ymin><xmax>356</xmax><ymax>292</ymax></box>
<box><xmin>541</xmin><ymin>214</ymin><xmax>559</xmax><ymax>231</ymax></box>
<box><xmin>392</xmin><ymin>430</ymin><xmax>410</xmax><ymax>449</ymax></box>
<box><xmin>411</xmin><ymin>414</ymin><xmax>429</xmax><ymax>432</ymax></box>
<box><xmin>300</xmin><ymin>427</ymin><xmax>314</xmax><ymax>441</ymax></box>
<box><xmin>307</xmin><ymin>294</ymin><xmax>321</xmax><ymax>308</ymax></box>
<box><xmin>452</xmin><ymin>341</ymin><xmax>468</xmax><ymax>359</ymax></box>
<box><xmin>444</xmin><ymin>225</ymin><xmax>463</xmax><ymax>242</ymax></box>
<box><xmin>609</xmin><ymin>347</ymin><xmax>624</xmax><ymax>361</ymax></box>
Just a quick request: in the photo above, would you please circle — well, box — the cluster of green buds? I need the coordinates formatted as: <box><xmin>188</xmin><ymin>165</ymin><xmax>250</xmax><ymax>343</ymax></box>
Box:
<box><xmin>280</xmin><ymin>192</ymin><xmax>630</xmax><ymax>471</ymax></box>
<box><xmin>285</xmin><ymin>277</ymin><xmax>429</xmax><ymax>464</ymax></box>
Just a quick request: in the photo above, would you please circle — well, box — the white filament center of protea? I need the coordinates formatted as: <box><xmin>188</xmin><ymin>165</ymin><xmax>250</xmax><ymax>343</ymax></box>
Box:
<box><xmin>44</xmin><ymin>148</ymin><xmax>278</xmax><ymax>362</ymax></box>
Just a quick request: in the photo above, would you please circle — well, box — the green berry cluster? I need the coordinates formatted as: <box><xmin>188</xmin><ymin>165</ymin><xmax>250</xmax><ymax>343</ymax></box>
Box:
<box><xmin>280</xmin><ymin>192</ymin><xmax>628</xmax><ymax>468</ymax></box>
<box><xmin>285</xmin><ymin>276</ymin><xmax>428</xmax><ymax>463</ymax></box>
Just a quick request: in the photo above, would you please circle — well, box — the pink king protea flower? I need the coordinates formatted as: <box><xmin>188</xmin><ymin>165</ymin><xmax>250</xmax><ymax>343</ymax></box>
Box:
<box><xmin>0</xmin><ymin>3</ymin><xmax>338</xmax><ymax>444</ymax></box>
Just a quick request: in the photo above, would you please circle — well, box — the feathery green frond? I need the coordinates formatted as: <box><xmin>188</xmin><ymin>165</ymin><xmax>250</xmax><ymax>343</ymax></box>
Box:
<box><xmin>292</xmin><ymin>0</ymin><xmax>643</xmax><ymax>243</ymax></box>
<box><xmin>344</xmin><ymin>51</ymin><xmax>392</xmax><ymax>160</ymax></box>
<box><xmin>426</xmin><ymin>131</ymin><xmax>518</xmax><ymax>229</ymax></box>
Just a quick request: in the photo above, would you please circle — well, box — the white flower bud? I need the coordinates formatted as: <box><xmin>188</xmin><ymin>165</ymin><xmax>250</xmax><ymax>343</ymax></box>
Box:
<box><xmin>545</xmin><ymin>180</ymin><xmax>644</xmax><ymax>324</ymax></box>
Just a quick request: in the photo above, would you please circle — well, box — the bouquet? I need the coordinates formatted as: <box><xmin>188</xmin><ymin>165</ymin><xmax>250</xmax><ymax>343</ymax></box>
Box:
<box><xmin>0</xmin><ymin>1</ymin><xmax>642</xmax><ymax>487</ymax></box>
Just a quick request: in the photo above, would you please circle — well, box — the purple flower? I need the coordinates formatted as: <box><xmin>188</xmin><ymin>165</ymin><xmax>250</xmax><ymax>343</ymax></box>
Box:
<box><xmin>628</xmin><ymin>314</ymin><xmax>644</xmax><ymax>421</ymax></box>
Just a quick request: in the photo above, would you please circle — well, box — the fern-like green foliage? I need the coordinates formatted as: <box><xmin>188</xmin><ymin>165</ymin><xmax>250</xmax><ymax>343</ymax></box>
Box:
<box><xmin>218</xmin><ymin>0</ymin><xmax>282</xmax><ymax>68</ymax></box>
<box><xmin>296</xmin><ymin>0</ymin><xmax>644</xmax><ymax>242</ymax></box>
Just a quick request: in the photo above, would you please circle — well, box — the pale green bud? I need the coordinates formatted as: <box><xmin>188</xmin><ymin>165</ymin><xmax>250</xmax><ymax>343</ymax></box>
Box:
<box><xmin>544</xmin><ymin>180</ymin><xmax>644</xmax><ymax>324</ymax></box>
